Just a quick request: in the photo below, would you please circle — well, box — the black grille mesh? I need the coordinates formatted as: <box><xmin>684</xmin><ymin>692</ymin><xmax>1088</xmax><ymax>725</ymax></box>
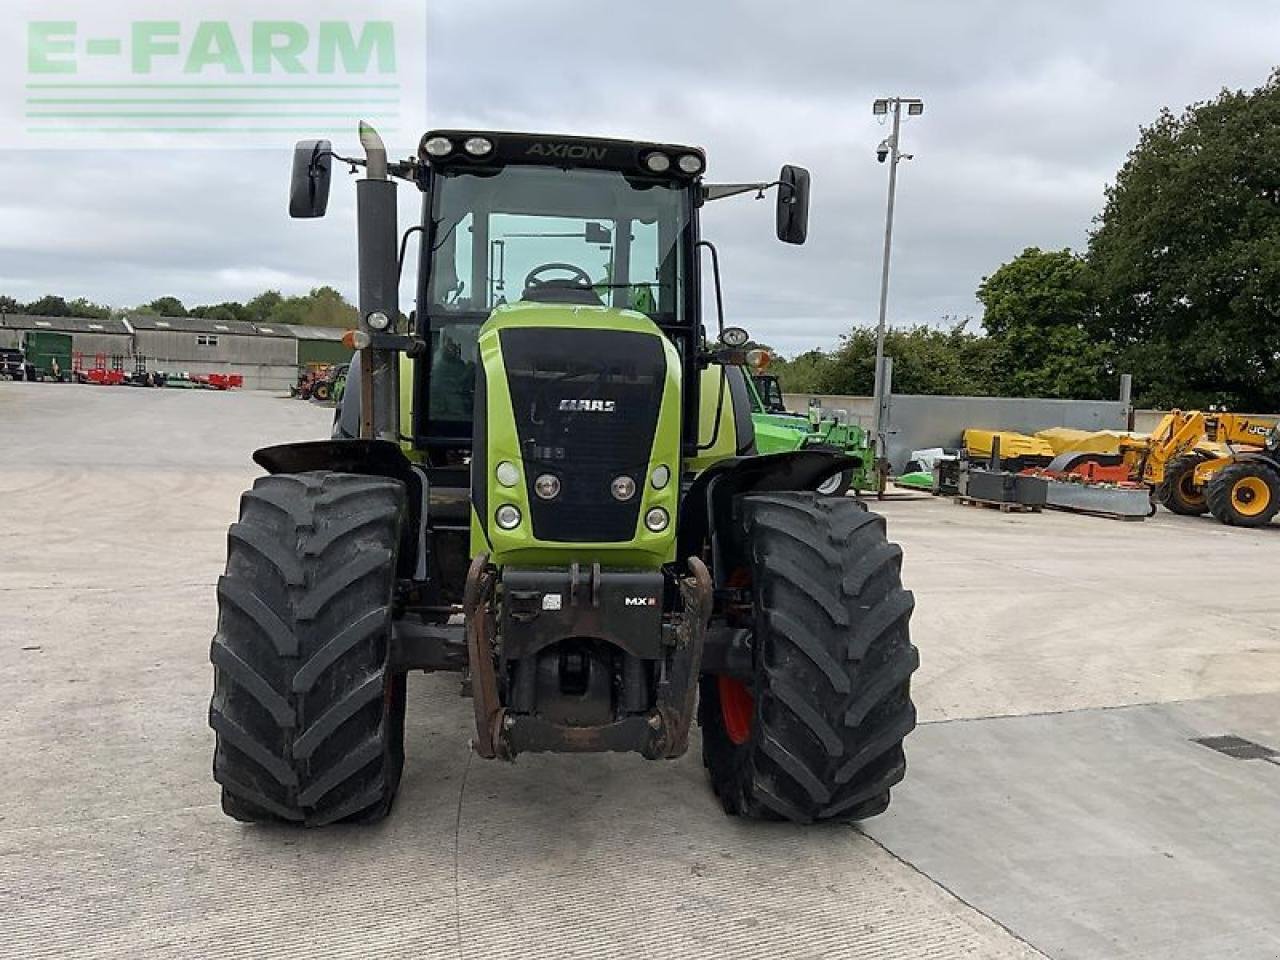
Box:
<box><xmin>499</xmin><ymin>327</ymin><xmax>666</xmax><ymax>542</ymax></box>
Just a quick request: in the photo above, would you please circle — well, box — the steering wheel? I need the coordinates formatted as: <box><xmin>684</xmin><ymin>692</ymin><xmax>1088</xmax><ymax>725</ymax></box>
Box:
<box><xmin>524</xmin><ymin>262</ymin><xmax>594</xmax><ymax>292</ymax></box>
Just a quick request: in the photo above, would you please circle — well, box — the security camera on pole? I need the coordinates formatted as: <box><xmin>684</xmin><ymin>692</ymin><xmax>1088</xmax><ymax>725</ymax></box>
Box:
<box><xmin>869</xmin><ymin>96</ymin><xmax>923</xmax><ymax>486</ymax></box>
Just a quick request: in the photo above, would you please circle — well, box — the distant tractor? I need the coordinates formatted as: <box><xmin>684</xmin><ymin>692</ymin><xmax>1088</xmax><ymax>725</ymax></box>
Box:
<box><xmin>208</xmin><ymin>124</ymin><xmax>918</xmax><ymax>827</ymax></box>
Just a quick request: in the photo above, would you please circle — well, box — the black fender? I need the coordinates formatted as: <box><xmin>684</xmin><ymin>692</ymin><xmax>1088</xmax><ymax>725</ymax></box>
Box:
<box><xmin>253</xmin><ymin>439</ymin><xmax>430</xmax><ymax>581</ymax></box>
<box><xmin>677</xmin><ymin>450</ymin><xmax>858</xmax><ymax>586</ymax></box>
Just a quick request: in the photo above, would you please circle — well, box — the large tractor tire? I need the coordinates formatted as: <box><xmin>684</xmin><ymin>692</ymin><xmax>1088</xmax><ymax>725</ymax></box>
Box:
<box><xmin>209</xmin><ymin>471</ymin><xmax>408</xmax><ymax>826</ymax></box>
<box><xmin>700</xmin><ymin>493</ymin><xmax>918</xmax><ymax>823</ymax></box>
<box><xmin>1157</xmin><ymin>453</ymin><xmax>1211</xmax><ymax>516</ymax></box>
<box><xmin>1206</xmin><ymin>461</ymin><xmax>1280</xmax><ymax>528</ymax></box>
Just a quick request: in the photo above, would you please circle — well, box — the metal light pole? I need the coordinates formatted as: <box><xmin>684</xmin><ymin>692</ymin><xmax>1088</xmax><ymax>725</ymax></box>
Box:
<box><xmin>869</xmin><ymin>96</ymin><xmax>923</xmax><ymax>466</ymax></box>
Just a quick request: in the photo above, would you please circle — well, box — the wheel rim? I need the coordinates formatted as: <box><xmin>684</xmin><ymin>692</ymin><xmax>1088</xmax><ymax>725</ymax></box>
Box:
<box><xmin>816</xmin><ymin>472</ymin><xmax>843</xmax><ymax>495</ymax></box>
<box><xmin>1232</xmin><ymin>476</ymin><xmax>1271</xmax><ymax>517</ymax></box>
<box><xmin>717</xmin><ymin>676</ymin><xmax>754</xmax><ymax>745</ymax></box>
<box><xmin>1176</xmin><ymin>471</ymin><xmax>1205</xmax><ymax>506</ymax></box>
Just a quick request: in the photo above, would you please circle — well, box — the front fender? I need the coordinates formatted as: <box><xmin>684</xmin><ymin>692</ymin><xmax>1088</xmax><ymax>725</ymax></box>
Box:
<box><xmin>677</xmin><ymin>450</ymin><xmax>857</xmax><ymax>580</ymax></box>
<box><xmin>253</xmin><ymin>439</ymin><xmax>428</xmax><ymax>580</ymax></box>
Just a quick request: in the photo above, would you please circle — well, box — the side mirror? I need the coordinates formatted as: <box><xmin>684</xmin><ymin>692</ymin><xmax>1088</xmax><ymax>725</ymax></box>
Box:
<box><xmin>289</xmin><ymin>139</ymin><xmax>333</xmax><ymax>219</ymax></box>
<box><xmin>776</xmin><ymin>164</ymin><xmax>811</xmax><ymax>245</ymax></box>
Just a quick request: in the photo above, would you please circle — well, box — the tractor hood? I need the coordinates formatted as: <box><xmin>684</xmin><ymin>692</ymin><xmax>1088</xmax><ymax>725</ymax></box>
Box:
<box><xmin>471</xmin><ymin>301</ymin><xmax>683</xmax><ymax>568</ymax></box>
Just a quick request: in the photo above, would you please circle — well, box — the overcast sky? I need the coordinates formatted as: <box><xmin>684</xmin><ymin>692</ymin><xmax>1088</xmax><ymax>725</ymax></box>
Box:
<box><xmin>2</xmin><ymin>1</ymin><xmax>1278</xmax><ymax>356</ymax></box>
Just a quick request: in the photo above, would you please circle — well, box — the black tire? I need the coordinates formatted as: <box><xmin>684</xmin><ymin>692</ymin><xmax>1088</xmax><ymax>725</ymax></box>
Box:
<box><xmin>209</xmin><ymin>471</ymin><xmax>408</xmax><ymax>827</ymax></box>
<box><xmin>1157</xmin><ymin>454</ymin><xmax>1209</xmax><ymax>516</ymax></box>
<box><xmin>313</xmin><ymin>383</ymin><xmax>331</xmax><ymax>402</ymax></box>
<box><xmin>700</xmin><ymin>493</ymin><xmax>918</xmax><ymax>823</ymax></box>
<box><xmin>1206</xmin><ymin>461</ymin><xmax>1280</xmax><ymax>528</ymax></box>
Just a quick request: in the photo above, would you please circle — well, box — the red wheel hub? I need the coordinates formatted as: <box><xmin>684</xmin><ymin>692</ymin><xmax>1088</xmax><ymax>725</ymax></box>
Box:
<box><xmin>717</xmin><ymin>676</ymin><xmax>754</xmax><ymax>745</ymax></box>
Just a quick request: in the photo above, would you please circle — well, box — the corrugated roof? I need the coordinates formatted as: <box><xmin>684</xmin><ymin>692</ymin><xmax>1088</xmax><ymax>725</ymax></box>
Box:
<box><xmin>283</xmin><ymin>324</ymin><xmax>348</xmax><ymax>341</ymax></box>
<box><xmin>127</xmin><ymin>315</ymin><xmax>260</xmax><ymax>336</ymax></box>
<box><xmin>0</xmin><ymin>314</ymin><xmax>132</xmax><ymax>335</ymax></box>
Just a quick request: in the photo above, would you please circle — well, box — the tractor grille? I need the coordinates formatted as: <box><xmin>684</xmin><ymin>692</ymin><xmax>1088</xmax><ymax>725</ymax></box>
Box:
<box><xmin>499</xmin><ymin>327</ymin><xmax>666</xmax><ymax>542</ymax></box>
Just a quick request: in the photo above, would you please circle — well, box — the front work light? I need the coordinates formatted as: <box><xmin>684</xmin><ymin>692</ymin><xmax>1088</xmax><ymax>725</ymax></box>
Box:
<box><xmin>366</xmin><ymin>311</ymin><xmax>390</xmax><ymax>331</ymax></box>
<box><xmin>644</xmin><ymin>152</ymin><xmax>671</xmax><ymax>173</ymax></box>
<box><xmin>495</xmin><ymin>505</ymin><xmax>522</xmax><ymax>530</ymax></box>
<box><xmin>535</xmin><ymin>474</ymin><xmax>562</xmax><ymax>500</ymax></box>
<box><xmin>677</xmin><ymin>153</ymin><xmax>704</xmax><ymax>175</ymax></box>
<box><xmin>423</xmin><ymin>136</ymin><xmax>452</xmax><ymax>157</ymax></box>
<box><xmin>611</xmin><ymin>476</ymin><xmax>637</xmax><ymax>501</ymax></box>
<box><xmin>464</xmin><ymin>136</ymin><xmax>494</xmax><ymax>156</ymax></box>
<box><xmin>645</xmin><ymin>508</ymin><xmax>670</xmax><ymax>533</ymax></box>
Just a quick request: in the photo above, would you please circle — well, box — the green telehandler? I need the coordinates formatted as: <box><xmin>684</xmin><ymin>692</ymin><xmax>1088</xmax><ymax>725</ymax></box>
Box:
<box><xmin>745</xmin><ymin>370</ymin><xmax>877</xmax><ymax>496</ymax></box>
<box><xmin>208</xmin><ymin>124</ymin><xmax>918</xmax><ymax>827</ymax></box>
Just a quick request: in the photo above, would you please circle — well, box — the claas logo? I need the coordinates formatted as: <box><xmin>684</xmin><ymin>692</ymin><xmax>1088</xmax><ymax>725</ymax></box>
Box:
<box><xmin>559</xmin><ymin>399</ymin><xmax>616</xmax><ymax>413</ymax></box>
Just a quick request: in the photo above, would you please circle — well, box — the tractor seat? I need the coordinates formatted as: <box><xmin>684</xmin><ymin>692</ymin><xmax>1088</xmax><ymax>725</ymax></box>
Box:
<box><xmin>520</xmin><ymin>280</ymin><xmax>605</xmax><ymax>307</ymax></box>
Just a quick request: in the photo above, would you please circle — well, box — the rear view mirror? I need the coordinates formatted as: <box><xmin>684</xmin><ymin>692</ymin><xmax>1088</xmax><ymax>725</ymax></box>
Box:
<box><xmin>290</xmin><ymin>139</ymin><xmax>333</xmax><ymax>219</ymax></box>
<box><xmin>776</xmin><ymin>164</ymin><xmax>811</xmax><ymax>245</ymax></box>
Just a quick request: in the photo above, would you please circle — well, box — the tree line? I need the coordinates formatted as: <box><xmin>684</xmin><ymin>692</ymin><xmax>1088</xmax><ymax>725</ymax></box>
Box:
<box><xmin>774</xmin><ymin>69</ymin><xmax>1280</xmax><ymax>412</ymax></box>
<box><xmin>0</xmin><ymin>288</ymin><xmax>357</xmax><ymax>330</ymax></box>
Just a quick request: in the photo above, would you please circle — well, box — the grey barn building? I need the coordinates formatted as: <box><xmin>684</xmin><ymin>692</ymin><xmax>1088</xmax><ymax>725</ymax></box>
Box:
<box><xmin>0</xmin><ymin>313</ymin><xmax>353</xmax><ymax>391</ymax></box>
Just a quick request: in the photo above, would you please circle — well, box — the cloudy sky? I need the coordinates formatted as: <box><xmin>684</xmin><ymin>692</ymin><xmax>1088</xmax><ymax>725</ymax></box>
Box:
<box><xmin>2</xmin><ymin>1</ymin><xmax>1278</xmax><ymax>356</ymax></box>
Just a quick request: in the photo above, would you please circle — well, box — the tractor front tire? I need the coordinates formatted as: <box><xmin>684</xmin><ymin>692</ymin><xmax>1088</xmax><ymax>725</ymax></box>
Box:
<box><xmin>1158</xmin><ymin>454</ymin><xmax>1210</xmax><ymax>516</ymax></box>
<box><xmin>209</xmin><ymin>471</ymin><xmax>408</xmax><ymax>826</ymax></box>
<box><xmin>1206</xmin><ymin>462</ymin><xmax>1280</xmax><ymax>528</ymax></box>
<box><xmin>701</xmin><ymin>493</ymin><xmax>918</xmax><ymax>823</ymax></box>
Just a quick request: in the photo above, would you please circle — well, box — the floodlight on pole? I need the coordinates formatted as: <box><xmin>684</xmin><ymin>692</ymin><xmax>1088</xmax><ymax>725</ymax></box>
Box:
<box><xmin>869</xmin><ymin>96</ymin><xmax>924</xmax><ymax>485</ymax></box>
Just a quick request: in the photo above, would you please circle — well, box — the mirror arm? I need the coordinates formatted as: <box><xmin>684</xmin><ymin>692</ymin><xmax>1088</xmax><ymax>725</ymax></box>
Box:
<box><xmin>702</xmin><ymin>181</ymin><xmax>781</xmax><ymax>203</ymax></box>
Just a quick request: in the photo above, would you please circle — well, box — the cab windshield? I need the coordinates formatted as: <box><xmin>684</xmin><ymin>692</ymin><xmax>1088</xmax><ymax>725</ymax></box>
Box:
<box><xmin>426</xmin><ymin>165</ymin><xmax>689</xmax><ymax>321</ymax></box>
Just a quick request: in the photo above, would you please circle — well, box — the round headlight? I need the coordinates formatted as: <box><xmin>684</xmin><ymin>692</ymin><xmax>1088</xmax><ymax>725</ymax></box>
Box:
<box><xmin>611</xmin><ymin>476</ymin><xmax>637</xmax><ymax>501</ymax></box>
<box><xmin>650</xmin><ymin>465</ymin><xmax>671</xmax><ymax>490</ymax></box>
<box><xmin>495</xmin><ymin>505</ymin><xmax>522</xmax><ymax>530</ymax></box>
<box><xmin>720</xmin><ymin>326</ymin><xmax>750</xmax><ymax>347</ymax></box>
<box><xmin>677</xmin><ymin>153</ymin><xmax>704</xmax><ymax>175</ymax></box>
<box><xmin>366</xmin><ymin>311</ymin><xmax>391</xmax><ymax>331</ymax></box>
<box><xmin>463</xmin><ymin>136</ymin><xmax>494</xmax><ymax>157</ymax></box>
<box><xmin>645</xmin><ymin>507</ymin><xmax>670</xmax><ymax>533</ymax></box>
<box><xmin>534</xmin><ymin>474</ymin><xmax>561</xmax><ymax>500</ymax></box>
<box><xmin>495</xmin><ymin>461</ymin><xmax>520</xmax><ymax>488</ymax></box>
<box><xmin>643</xmin><ymin>152</ymin><xmax>671</xmax><ymax>173</ymax></box>
<box><xmin>422</xmin><ymin>136</ymin><xmax>453</xmax><ymax>158</ymax></box>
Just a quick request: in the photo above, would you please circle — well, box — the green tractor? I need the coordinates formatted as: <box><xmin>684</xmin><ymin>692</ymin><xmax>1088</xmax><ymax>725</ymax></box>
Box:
<box><xmin>745</xmin><ymin>370</ymin><xmax>877</xmax><ymax>497</ymax></box>
<box><xmin>208</xmin><ymin>124</ymin><xmax>918</xmax><ymax>827</ymax></box>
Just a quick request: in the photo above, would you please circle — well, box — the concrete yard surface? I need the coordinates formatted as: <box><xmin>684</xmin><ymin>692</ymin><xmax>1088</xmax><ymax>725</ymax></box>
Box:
<box><xmin>1</xmin><ymin>382</ymin><xmax>1278</xmax><ymax>959</ymax></box>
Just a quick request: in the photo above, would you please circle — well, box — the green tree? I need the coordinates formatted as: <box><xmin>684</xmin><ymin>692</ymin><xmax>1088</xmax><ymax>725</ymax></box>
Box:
<box><xmin>1089</xmin><ymin>70</ymin><xmax>1280</xmax><ymax>409</ymax></box>
<box><xmin>189</xmin><ymin>301</ymin><xmax>250</xmax><ymax>323</ymax></box>
<box><xmin>24</xmin><ymin>295</ymin><xmax>73</xmax><ymax>317</ymax></box>
<box><xmin>137</xmin><ymin>296</ymin><xmax>188</xmax><ymax>317</ymax></box>
<box><xmin>977</xmin><ymin>247</ymin><xmax>1115</xmax><ymax>399</ymax></box>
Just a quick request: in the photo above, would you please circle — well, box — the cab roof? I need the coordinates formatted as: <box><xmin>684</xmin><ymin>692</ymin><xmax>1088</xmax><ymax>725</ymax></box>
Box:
<box><xmin>419</xmin><ymin>130</ymin><xmax>706</xmax><ymax>180</ymax></box>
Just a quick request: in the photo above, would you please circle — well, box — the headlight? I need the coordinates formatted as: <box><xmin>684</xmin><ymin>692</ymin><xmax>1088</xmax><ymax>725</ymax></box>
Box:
<box><xmin>611</xmin><ymin>476</ymin><xmax>637</xmax><ymax>501</ymax></box>
<box><xmin>645</xmin><ymin>507</ymin><xmax>669</xmax><ymax>532</ymax></box>
<box><xmin>463</xmin><ymin>136</ymin><xmax>494</xmax><ymax>157</ymax></box>
<box><xmin>495</xmin><ymin>505</ymin><xmax>521</xmax><ymax>530</ymax></box>
<box><xmin>677</xmin><ymin>153</ymin><xmax>704</xmax><ymax>175</ymax></box>
<box><xmin>495</xmin><ymin>461</ymin><xmax>520</xmax><ymax>487</ymax></box>
<box><xmin>366</xmin><ymin>311</ymin><xmax>390</xmax><ymax>331</ymax></box>
<box><xmin>534</xmin><ymin>474</ymin><xmax>561</xmax><ymax>500</ymax></box>
<box><xmin>650</xmin><ymin>465</ymin><xmax>671</xmax><ymax>490</ymax></box>
<box><xmin>643</xmin><ymin>152</ymin><xmax>671</xmax><ymax>173</ymax></box>
<box><xmin>422</xmin><ymin>136</ymin><xmax>452</xmax><ymax>158</ymax></box>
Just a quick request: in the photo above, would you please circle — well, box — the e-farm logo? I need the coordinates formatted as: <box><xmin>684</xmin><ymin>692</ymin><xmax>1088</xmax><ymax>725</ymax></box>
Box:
<box><xmin>6</xmin><ymin>1</ymin><xmax>425</xmax><ymax>149</ymax></box>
